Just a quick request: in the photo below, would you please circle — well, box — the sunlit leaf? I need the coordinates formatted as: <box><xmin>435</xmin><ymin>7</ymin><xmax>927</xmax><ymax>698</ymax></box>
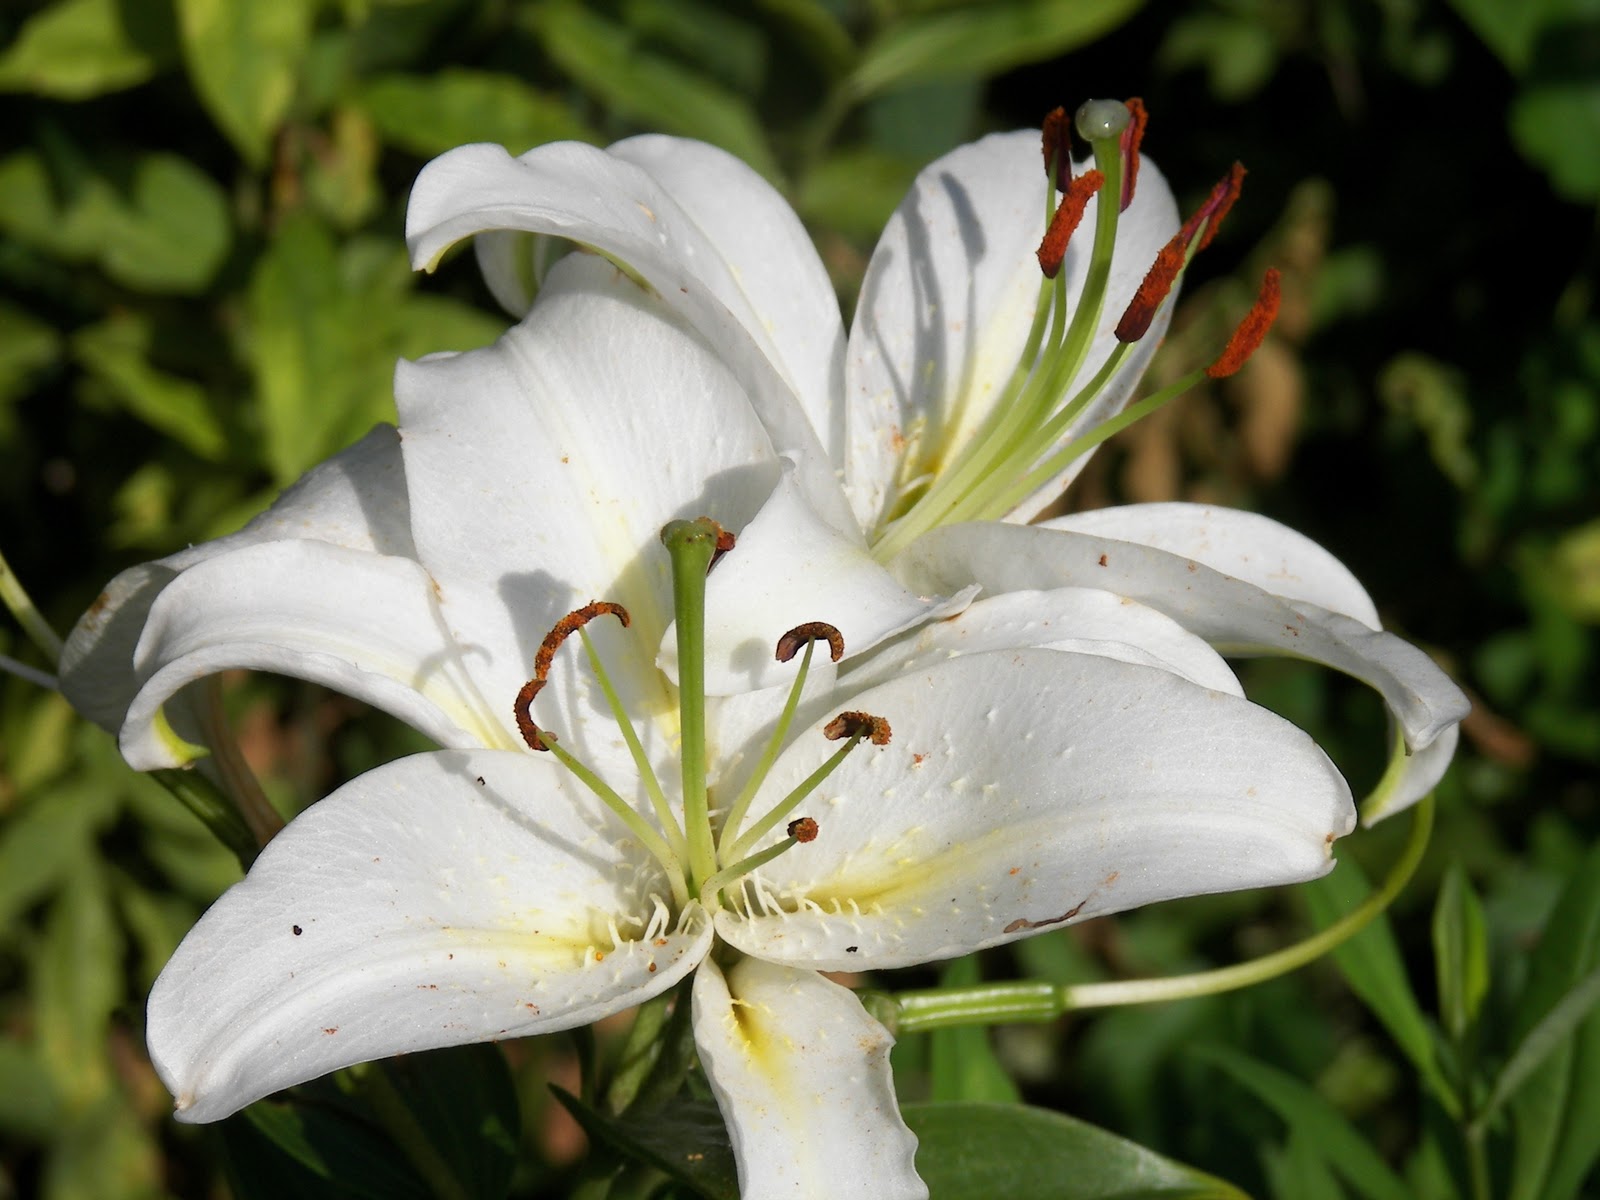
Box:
<box><xmin>1432</xmin><ymin>863</ymin><xmax>1489</xmax><ymax>1040</ymax></box>
<box><xmin>0</xmin><ymin>0</ymin><xmax>174</xmax><ymax>99</ymax></box>
<box><xmin>73</xmin><ymin>313</ymin><xmax>229</xmax><ymax>460</ymax></box>
<box><xmin>175</xmin><ymin>0</ymin><xmax>313</xmax><ymax>164</ymax></box>
<box><xmin>357</xmin><ymin>69</ymin><xmax>600</xmax><ymax>157</ymax></box>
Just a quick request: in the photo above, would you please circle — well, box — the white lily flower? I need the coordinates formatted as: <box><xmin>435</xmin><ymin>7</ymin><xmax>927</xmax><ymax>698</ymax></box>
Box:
<box><xmin>150</xmin><ymin>510</ymin><xmax>1356</xmax><ymax>1200</ymax></box>
<box><xmin>405</xmin><ymin>100</ymin><xmax>1467</xmax><ymax>816</ymax></box>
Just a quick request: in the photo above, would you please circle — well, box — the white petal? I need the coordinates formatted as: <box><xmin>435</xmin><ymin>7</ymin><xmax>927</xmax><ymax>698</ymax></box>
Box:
<box><xmin>405</xmin><ymin>141</ymin><xmax>853</xmax><ymax>529</ymax></box>
<box><xmin>692</xmin><ymin>957</ymin><xmax>925</xmax><ymax>1200</ymax></box>
<box><xmin>606</xmin><ymin>135</ymin><xmax>846</xmax><ymax>462</ymax></box>
<box><xmin>897</xmin><ymin>523</ymin><xmax>1469</xmax><ymax>759</ymax></box>
<box><xmin>845</xmin><ymin>132</ymin><xmax>1179</xmax><ymax>531</ymax></box>
<box><xmin>1042</xmin><ymin>503</ymin><xmax>1382</xmax><ymax>627</ymax></box>
<box><xmin>148</xmin><ymin>749</ymin><xmax>710</xmax><ymax>1123</ymax></box>
<box><xmin>662</xmin><ymin>464</ymin><xmax>977</xmax><ymax>695</ymax></box>
<box><xmin>117</xmin><ymin>540</ymin><xmax>514</xmax><ymax>770</ymax></box>
<box><xmin>715</xmin><ymin>650</ymin><xmax>1353</xmax><ymax>972</ymax></box>
<box><xmin>394</xmin><ymin>254</ymin><xmax>779</xmax><ymax>760</ymax></box>
<box><xmin>60</xmin><ymin>425</ymin><xmax>409</xmax><ymax>734</ymax></box>
<box><xmin>839</xmin><ymin>586</ymin><xmax>1242</xmax><ymax>699</ymax></box>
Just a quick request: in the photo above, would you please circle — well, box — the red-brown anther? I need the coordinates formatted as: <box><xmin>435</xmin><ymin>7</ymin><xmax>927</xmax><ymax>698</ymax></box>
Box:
<box><xmin>775</xmin><ymin>621</ymin><xmax>845</xmax><ymax>664</ymax></box>
<box><xmin>1036</xmin><ymin>169</ymin><xmax>1103</xmax><ymax>279</ymax></box>
<box><xmin>1119</xmin><ymin>98</ymin><xmax>1148</xmax><ymax>211</ymax></box>
<box><xmin>1040</xmin><ymin>106</ymin><xmax>1073</xmax><ymax>191</ymax></box>
<box><xmin>787</xmin><ymin>817</ymin><xmax>819</xmax><ymax>843</ymax></box>
<box><xmin>708</xmin><ymin>524</ymin><xmax>737</xmax><ymax>574</ymax></box>
<box><xmin>1178</xmin><ymin>162</ymin><xmax>1246</xmax><ymax>253</ymax></box>
<box><xmin>823</xmin><ymin>711</ymin><xmax>892</xmax><ymax>746</ymax></box>
<box><xmin>532</xmin><ymin>601</ymin><xmax>631</xmax><ymax>683</ymax></box>
<box><xmin>513</xmin><ymin>679</ymin><xmax>550</xmax><ymax>751</ymax></box>
<box><xmin>1206</xmin><ymin>268</ymin><xmax>1281</xmax><ymax>379</ymax></box>
<box><xmin>1114</xmin><ymin>235</ymin><xmax>1186</xmax><ymax>343</ymax></box>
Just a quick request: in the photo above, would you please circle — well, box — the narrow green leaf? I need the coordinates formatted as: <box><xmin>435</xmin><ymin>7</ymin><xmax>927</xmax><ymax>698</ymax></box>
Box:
<box><xmin>1303</xmin><ymin>857</ymin><xmax>1449</xmax><ymax>1102</ymax></box>
<box><xmin>175</xmin><ymin>0</ymin><xmax>313</xmax><ymax>164</ymax></box>
<box><xmin>73</xmin><ymin>314</ymin><xmax>229</xmax><ymax>460</ymax></box>
<box><xmin>41</xmin><ymin>1093</ymin><xmax>163</xmax><ymax>1199</ymax></box>
<box><xmin>928</xmin><ymin>957</ymin><xmax>1023</xmax><ymax>1104</ymax></box>
<box><xmin>32</xmin><ymin>858</ymin><xmax>124</xmax><ymax>1109</ymax></box>
<box><xmin>0</xmin><ymin>0</ymin><xmax>175</xmax><ymax>99</ymax></box>
<box><xmin>847</xmin><ymin>0</ymin><xmax>1143</xmax><ymax>100</ymax></box>
<box><xmin>1506</xmin><ymin>839</ymin><xmax>1600</xmax><ymax>1200</ymax></box>
<box><xmin>1191</xmin><ymin>1046</ymin><xmax>1412</xmax><ymax>1200</ymax></box>
<box><xmin>378</xmin><ymin>1045</ymin><xmax>521</xmax><ymax>1200</ymax></box>
<box><xmin>1484</xmin><ymin>962</ymin><xmax>1600</xmax><ymax>1131</ymax></box>
<box><xmin>552</xmin><ymin>1087</ymin><xmax>739</xmax><ymax>1200</ymax></box>
<box><xmin>1432</xmin><ymin>863</ymin><xmax>1489</xmax><ymax>1040</ymax></box>
<box><xmin>904</xmin><ymin>1101</ymin><xmax>1246</xmax><ymax>1199</ymax></box>
<box><xmin>0</xmin><ymin>1037</ymin><xmax>62</xmax><ymax>1137</ymax></box>
<box><xmin>1262</xmin><ymin>1131</ymin><xmax>1351</xmax><ymax>1200</ymax></box>
<box><xmin>223</xmin><ymin>1098</ymin><xmax>432</xmax><ymax>1200</ymax></box>
<box><xmin>0</xmin><ymin>299</ymin><xmax>62</xmax><ymax>414</ymax></box>
<box><xmin>357</xmin><ymin>69</ymin><xmax>600</xmax><ymax>157</ymax></box>
<box><xmin>533</xmin><ymin>0</ymin><xmax>780</xmax><ymax>180</ymax></box>
<box><xmin>754</xmin><ymin>0</ymin><xmax>856</xmax><ymax>77</ymax></box>
<box><xmin>0</xmin><ymin>787</ymin><xmax>101</xmax><ymax>932</ymax></box>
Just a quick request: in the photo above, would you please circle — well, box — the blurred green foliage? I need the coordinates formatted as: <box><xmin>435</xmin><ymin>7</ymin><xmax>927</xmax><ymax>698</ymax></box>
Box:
<box><xmin>3</xmin><ymin>0</ymin><xmax>1599</xmax><ymax>1196</ymax></box>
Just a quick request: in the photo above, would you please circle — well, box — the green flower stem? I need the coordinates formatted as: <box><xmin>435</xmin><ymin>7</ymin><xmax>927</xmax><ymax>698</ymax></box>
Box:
<box><xmin>151</xmin><ymin>767</ymin><xmax>261</xmax><ymax>869</ymax></box>
<box><xmin>198</xmin><ymin>677</ymin><xmax>283</xmax><ymax>848</ymax></box>
<box><xmin>885</xmin><ymin>795</ymin><xmax>1434</xmax><ymax>1034</ymax></box>
<box><xmin>603</xmin><ymin>988</ymin><xmax>676</xmax><ymax>1114</ymax></box>
<box><xmin>361</xmin><ymin>1062</ymin><xmax>472</xmax><ymax>1200</ymax></box>
<box><xmin>661</xmin><ymin>520</ymin><xmax>719</xmax><ymax>893</ymax></box>
<box><xmin>0</xmin><ymin>542</ymin><xmax>64</xmax><ymax>664</ymax></box>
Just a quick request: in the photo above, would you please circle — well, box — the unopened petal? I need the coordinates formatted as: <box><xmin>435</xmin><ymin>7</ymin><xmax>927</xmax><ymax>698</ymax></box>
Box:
<box><xmin>148</xmin><ymin>750</ymin><xmax>709</xmax><ymax>1123</ymax></box>
<box><xmin>716</xmin><ymin>650</ymin><xmax>1353</xmax><ymax>972</ymax></box>
<box><xmin>692</xmin><ymin>957</ymin><xmax>925</xmax><ymax>1200</ymax></box>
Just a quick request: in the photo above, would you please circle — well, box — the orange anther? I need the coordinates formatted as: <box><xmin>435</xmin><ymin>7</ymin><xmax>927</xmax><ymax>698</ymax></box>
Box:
<box><xmin>1114</xmin><ymin>236</ymin><xmax>1186</xmax><ymax>343</ymax></box>
<box><xmin>776</xmin><ymin>621</ymin><xmax>845</xmax><ymax>664</ymax></box>
<box><xmin>1206</xmin><ymin>269</ymin><xmax>1281</xmax><ymax>379</ymax></box>
<box><xmin>514</xmin><ymin>679</ymin><xmax>549</xmax><ymax>751</ymax></box>
<box><xmin>1119</xmin><ymin>98</ymin><xmax>1148</xmax><ymax>211</ymax></box>
<box><xmin>787</xmin><ymin>817</ymin><xmax>819</xmax><ymax>843</ymax></box>
<box><xmin>1041</xmin><ymin>106</ymin><xmax>1073</xmax><ymax>190</ymax></box>
<box><xmin>532</xmin><ymin>601</ymin><xmax>630</xmax><ymax>683</ymax></box>
<box><xmin>1179</xmin><ymin>162</ymin><xmax>1246</xmax><ymax>253</ymax></box>
<box><xmin>823</xmin><ymin>711</ymin><xmax>892</xmax><ymax>746</ymax></box>
<box><xmin>1036</xmin><ymin>169</ymin><xmax>1103</xmax><ymax>279</ymax></box>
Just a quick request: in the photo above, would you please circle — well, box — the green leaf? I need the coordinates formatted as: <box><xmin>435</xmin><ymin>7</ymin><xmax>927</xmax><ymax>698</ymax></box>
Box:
<box><xmin>552</xmin><ymin>1088</ymin><xmax>740</xmax><ymax>1200</ymax></box>
<box><xmin>41</xmin><ymin>1093</ymin><xmax>163</xmax><ymax>1200</ymax></box>
<box><xmin>846</xmin><ymin>0</ymin><xmax>1143</xmax><ymax>100</ymax></box>
<box><xmin>223</xmin><ymin>1045</ymin><xmax>519</xmax><ymax>1200</ymax></box>
<box><xmin>1442</xmin><ymin>0</ymin><xmax>1548</xmax><ymax>71</ymax></box>
<box><xmin>0</xmin><ymin>0</ymin><xmax>175</xmax><ymax>99</ymax></box>
<box><xmin>533</xmin><ymin>0</ymin><xmax>780</xmax><ymax>180</ymax></box>
<box><xmin>0</xmin><ymin>148</ymin><xmax>230</xmax><ymax>292</ymax></box>
<box><xmin>1510</xmin><ymin>82</ymin><xmax>1600</xmax><ymax>203</ymax></box>
<box><xmin>904</xmin><ymin>1101</ymin><xmax>1246</xmax><ymax>1198</ymax></box>
<box><xmin>1432</xmin><ymin>863</ymin><xmax>1489</xmax><ymax>1040</ymax></box>
<box><xmin>357</xmin><ymin>69</ymin><xmax>600</xmax><ymax>157</ymax></box>
<box><xmin>928</xmin><ymin>957</ymin><xmax>1022</xmax><ymax>1104</ymax></box>
<box><xmin>32</xmin><ymin>858</ymin><xmax>124</xmax><ymax>1110</ymax></box>
<box><xmin>73</xmin><ymin>313</ymin><xmax>229</xmax><ymax>460</ymax></box>
<box><xmin>0</xmin><ymin>785</ymin><xmax>104</xmax><ymax>933</ymax></box>
<box><xmin>1506</xmin><ymin>839</ymin><xmax>1600</xmax><ymax>1200</ymax></box>
<box><xmin>797</xmin><ymin>147</ymin><xmax>919</xmax><ymax>240</ymax></box>
<box><xmin>1190</xmin><ymin>1046</ymin><xmax>1412</xmax><ymax>1200</ymax></box>
<box><xmin>175</xmin><ymin>0</ymin><xmax>313</xmax><ymax>165</ymax></box>
<box><xmin>0</xmin><ymin>1037</ymin><xmax>62</xmax><ymax>1138</ymax></box>
<box><xmin>1303</xmin><ymin>858</ymin><xmax>1447</xmax><ymax>1101</ymax></box>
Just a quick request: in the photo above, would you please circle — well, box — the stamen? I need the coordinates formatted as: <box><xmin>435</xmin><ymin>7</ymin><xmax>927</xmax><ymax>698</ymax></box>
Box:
<box><xmin>1119</xmin><ymin>97</ymin><xmax>1148</xmax><ymax>210</ymax></box>
<box><xmin>698</xmin><ymin>823</ymin><xmax>817</xmax><ymax>907</ymax></box>
<box><xmin>1180</xmin><ymin>162</ymin><xmax>1246</xmax><ymax>253</ymax></box>
<box><xmin>1114</xmin><ymin>237</ymin><xmax>1186</xmax><ymax>343</ymax></box>
<box><xmin>1036</xmin><ymin>169</ymin><xmax>1103</xmax><ymax>279</ymax></box>
<box><xmin>724</xmin><ymin>708</ymin><xmax>892</xmax><ymax>862</ymax></box>
<box><xmin>1040</xmin><ymin>106</ymin><xmax>1073</xmax><ymax>190</ymax></box>
<box><xmin>719</xmin><ymin>623</ymin><xmax>842</xmax><ymax>856</ymax></box>
<box><xmin>776</xmin><ymin>621</ymin><xmax>844</xmax><ymax>664</ymax></box>
<box><xmin>787</xmin><ymin>817</ymin><xmax>819</xmax><ymax>843</ymax></box>
<box><xmin>708</xmin><ymin>524</ymin><xmax>737</xmax><ymax>574</ymax></box>
<box><xmin>1206</xmin><ymin>269</ymin><xmax>1281</xmax><ymax>379</ymax></box>
<box><xmin>534</xmin><ymin>601</ymin><xmax>630</xmax><ymax>683</ymax></box>
<box><xmin>513</xmin><ymin>679</ymin><xmax>549</xmax><ymax>751</ymax></box>
<box><xmin>824</xmin><ymin>711</ymin><xmax>892</xmax><ymax>745</ymax></box>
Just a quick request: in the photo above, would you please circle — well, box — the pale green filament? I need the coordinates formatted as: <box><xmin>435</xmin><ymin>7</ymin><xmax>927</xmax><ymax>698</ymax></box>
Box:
<box><xmin>723</xmin><ymin>728</ymin><xmax>870</xmax><ymax>863</ymax></box>
<box><xmin>538</xmin><ymin>731</ymin><xmax>689</xmax><ymax>910</ymax></box>
<box><xmin>577</xmin><ymin>626</ymin><xmax>686</xmax><ymax>863</ymax></box>
<box><xmin>661</xmin><ymin>520</ymin><xmax>720</xmax><ymax>893</ymax></box>
<box><xmin>871</xmin><ymin>110</ymin><xmax>1132</xmax><ymax>563</ymax></box>
<box><xmin>699</xmin><ymin>833</ymin><xmax>805</xmax><ymax>907</ymax></box>
<box><xmin>717</xmin><ymin>636</ymin><xmax>818</xmax><ymax>858</ymax></box>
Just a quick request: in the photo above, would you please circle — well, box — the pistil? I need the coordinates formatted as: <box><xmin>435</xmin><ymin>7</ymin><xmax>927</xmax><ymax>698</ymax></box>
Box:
<box><xmin>660</xmin><ymin>518</ymin><xmax>722</xmax><ymax>894</ymax></box>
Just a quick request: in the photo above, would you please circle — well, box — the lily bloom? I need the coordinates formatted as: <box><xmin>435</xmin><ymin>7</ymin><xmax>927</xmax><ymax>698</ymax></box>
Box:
<box><xmin>149</xmin><ymin>509</ymin><xmax>1355</xmax><ymax>1198</ymax></box>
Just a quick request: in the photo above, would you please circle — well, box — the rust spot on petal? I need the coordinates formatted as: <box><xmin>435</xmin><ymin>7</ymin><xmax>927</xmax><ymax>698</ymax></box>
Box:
<box><xmin>1003</xmin><ymin>899</ymin><xmax>1088</xmax><ymax>935</ymax></box>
